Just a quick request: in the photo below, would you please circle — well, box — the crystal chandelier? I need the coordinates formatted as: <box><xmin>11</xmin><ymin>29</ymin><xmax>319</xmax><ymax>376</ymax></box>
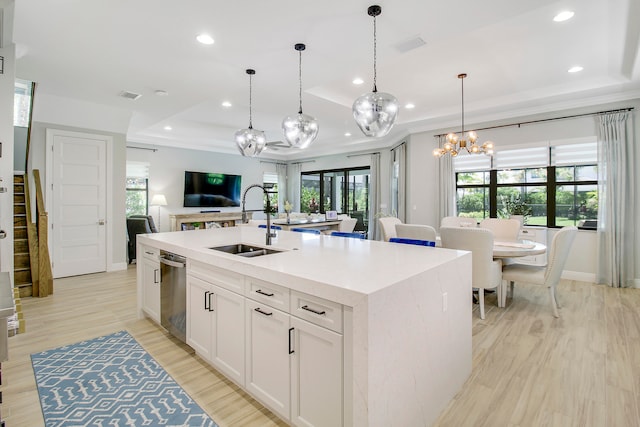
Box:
<box><xmin>352</xmin><ymin>5</ymin><xmax>399</xmax><ymax>138</ymax></box>
<box><xmin>282</xmin><ymin>43</ymin><xmax>319</xmax><ymax>149</ymax></box>
<box><xmin>235</xmin><ymin>69</ymin><xmax>267</xmax><ymax>157</ymax></box>
<box><xmin>433</xmin><ymin>73</ymin><xmax>494</xmax><ymax>158</ymax></box>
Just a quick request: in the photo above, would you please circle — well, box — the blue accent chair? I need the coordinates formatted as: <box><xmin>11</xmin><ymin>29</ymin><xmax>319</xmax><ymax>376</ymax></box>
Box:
<box><xmin>330</xmin><ymin>231</ymin><xmax>365</xmax><ymax>239</ymax></box>
<box><xmin>291</xmin><ymin>228</ymin><xmax>321</xmax><ymax>234</ymax></box>
<box><xmin>258</xmin><ymin>224</ymin><xmax>282</xmax><ymax>230</ymax></box>
<box><xmin>389</xmin><ymin>237</ymin><xmax>436</xmax><ymax>247</ymax></box>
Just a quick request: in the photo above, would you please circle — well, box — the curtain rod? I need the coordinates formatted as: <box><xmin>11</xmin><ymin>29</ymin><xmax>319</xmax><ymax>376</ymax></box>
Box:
<box><xmin>347</xmin><ymin>151</ymin><xmax>380</xmax><ymax>158</ymax></box>
<box><xmin>433</xmin><ymin>107</ymin><xmax>635</xmax><ymax>138</ymax></box>
<box><xmin>390</xmin><ymin>140</ymin><xmax>406</xmax><ymax>151</ymax></box>
<box><xmin>290</xmin><ymin>160</ymin><xmax>316</xmax><ymax>165</ymax></box>
<box><xmin>259</xmin><ymin>160</ymin><xmax>287</xmax><ymax>165</ymax></box>
<box><xmin>127</xmin><ymin>146</ymin><xmax>158</xmax><ymax>152</ymax></box>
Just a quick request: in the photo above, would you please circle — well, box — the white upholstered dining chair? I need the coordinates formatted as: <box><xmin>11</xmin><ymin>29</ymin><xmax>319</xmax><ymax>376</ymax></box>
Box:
<box><xmin>440</xmin><ymin>226</ymin><xmax>503</xmax><ymax>320</ymax></box>
<box><xmin>378</xmin><ymin>217</ymin><xmax>402</xmax><ymax>242</ymax></box>
<box><xmin>338</xmin><ymin>217</ymin><xmax>357</xmax><ymax>233</ymax></box>
<box><xmin>440</xmin><ymin>216</ymin><xmax>477</xmax><ymax>228</ymax></box>
<box><xmin>501</xmin><ymin>226</ymin><xmax>578</xmax><ymax>317</ymax></box>
<box><xmin>395</xmin><ymin>224</ymin><xmax>437</xmax><ymax>242</ymax></box>
<box><xmin>479</xmin><ymin>218</ymin><xmax>521</xmax><ymax>242</ymax></box>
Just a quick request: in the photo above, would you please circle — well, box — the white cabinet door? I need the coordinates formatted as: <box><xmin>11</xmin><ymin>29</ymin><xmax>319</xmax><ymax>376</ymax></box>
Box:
<box><xmin>141</xmin><ymin>257</ymin><xmax>161</xmax><ymax>323</ymax></box>
<box><xmin>186</xmin><ymin>275</ymin><xmax>213</xmax><ymax>361</ymax></box>
<box><xmin>211</xmin><ymin>285</ymin><xmax>245</xmax><ymax>385</ymax></box>
<box><xmin>290</xmin><ymin>316</ymin><xmax>343</xmax><ymax>427</ymax></box>
<box><xmin>245</xmin><ymin>299</ymin><xmax>291</xmax><ymax>421</ymax></box>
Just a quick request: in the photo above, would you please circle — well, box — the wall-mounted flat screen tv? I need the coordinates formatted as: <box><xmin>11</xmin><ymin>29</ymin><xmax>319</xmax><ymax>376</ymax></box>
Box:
<box><xmin>183</xmin><ymin>171</ymin><xmax>242</xmax><ymax>207</ymax></box>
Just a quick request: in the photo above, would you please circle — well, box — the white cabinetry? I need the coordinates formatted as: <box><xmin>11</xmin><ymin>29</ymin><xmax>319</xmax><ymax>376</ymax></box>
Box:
<box><xmin>140</xmin><ymin>245</ymin><xmax>160</xmax><ymax>322</ymax></box>
<box><xmin>245</xmin><ymin>277</ymin><xmax>344</xmax><ymax>426</ymax></box>
<box><xmin>187</xmin><ymin>261</ymin><xmax>245</xmax><ymax>385</ymax></box>
<box><xmin>245</xmin><ymin>299</ymin><xmax>291</xmax><ymax>421</ymax></box>
<box><xmin>290</xmin><ymin>316</ymin><xmax>343</xmax><ymax>427</ymax></box>
<box><xmin>518</xmin><ymin>227</ymin><xmax>547</xmax><ymax>266</ymax></box>
<box><xmin>184</xmin><ymin>262</ymin><xmax>345</xmax><ymax>426</ymax></box>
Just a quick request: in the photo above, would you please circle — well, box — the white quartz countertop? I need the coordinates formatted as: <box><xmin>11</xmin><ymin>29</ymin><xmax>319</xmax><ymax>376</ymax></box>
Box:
<box><xmin>138</xmin><ymin>227</ymin><xmax>466</xmax><ymax>307</ymax></box>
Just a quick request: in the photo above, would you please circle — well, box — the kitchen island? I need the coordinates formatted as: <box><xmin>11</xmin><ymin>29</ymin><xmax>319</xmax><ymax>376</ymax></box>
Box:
<box><xmin>137</xmin><ymin>226</ymin><xmax>472</xmax><ymax>427</ymax></box>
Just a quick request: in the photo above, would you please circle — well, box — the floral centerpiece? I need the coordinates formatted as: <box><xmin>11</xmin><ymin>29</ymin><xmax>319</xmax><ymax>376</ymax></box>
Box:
<box><xmin>500</xmin><ymin>194</ymin><xmax>532</xmax><ymax>225</ymax></box>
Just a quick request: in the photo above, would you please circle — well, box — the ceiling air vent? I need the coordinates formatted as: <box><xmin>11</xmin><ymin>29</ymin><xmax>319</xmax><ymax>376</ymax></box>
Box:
<box><xmin>118</xmin><ymin>90</ymin><xmax>142</xmax><ymax>101</ymax></box>
<box><xmin>394</xmin><ymin>36</ymin><xmax>426</xmax><ymax>53</ymax></box>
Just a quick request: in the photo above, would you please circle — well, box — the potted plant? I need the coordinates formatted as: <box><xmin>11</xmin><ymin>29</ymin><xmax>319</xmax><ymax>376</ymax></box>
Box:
<box><xmin>500</xmin><ymin>194</ymin><xmax>532</xmax><ymax>225</ymax></box>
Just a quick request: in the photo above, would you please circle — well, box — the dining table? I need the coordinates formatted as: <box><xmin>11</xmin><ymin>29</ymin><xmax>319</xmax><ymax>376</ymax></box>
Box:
<box><xmin>271</xmin><ymin>218</ymin><xmax>342</xmax><ymax>232</ymax></box>
<box><xmin>492</xmin><ymin>240</ymin><xmax>547</xmax><ymax>258</ymax></box>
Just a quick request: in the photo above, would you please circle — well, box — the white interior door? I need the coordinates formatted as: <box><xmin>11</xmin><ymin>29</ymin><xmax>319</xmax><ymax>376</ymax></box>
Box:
<box><xmin>47</xmin><ymin>129</ymin><xmax>108</xmax><ymax>278</ymax></box>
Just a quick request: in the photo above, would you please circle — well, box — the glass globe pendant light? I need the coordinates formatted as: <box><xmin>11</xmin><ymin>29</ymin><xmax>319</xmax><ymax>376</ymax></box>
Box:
<box><xmin>352</xmin><ymin>5</ymin><xmax>399</xmax><ymax>138</ymax></box>
<box><xmin>282</xmin><ymin>43</ymin><xmax>319</xmax><ymax>149</ymax></box>
<box><xmin>235</xmin><ymin>69</ymin><xmax>267</xmax><ymax>157</ymax></box>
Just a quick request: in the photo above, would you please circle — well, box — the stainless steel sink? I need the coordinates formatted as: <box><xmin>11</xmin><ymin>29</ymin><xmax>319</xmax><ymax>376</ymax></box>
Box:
<box><xmin>209</xmin><ymin>244</ymin><xmax>284</xmax><ymax>257</ymax></box>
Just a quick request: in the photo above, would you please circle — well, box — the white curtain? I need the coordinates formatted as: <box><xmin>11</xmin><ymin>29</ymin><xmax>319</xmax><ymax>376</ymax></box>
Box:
<box><xmin>368</xmin><ymin>153</ymin><xmax>381</xmax><ymax>240</ymax></box>
<box><xmin>437</xmin><ymin>152</ymin><xmax>456</xmax><ymax>225</ymax></box>
<box><xmin>276</xmin><ymin>163</ymin><xmax>287</xmax><ymax>212</ymax></box>
<box><xmin>391</xmin><ymin>143</ymin><xmax>406</xmax><ymax>222</ymax></box>
<box><xmin>287</xmin><ymin>163</ymin><xmax>302</xmax><ymax>212</ymax></box>
<box><xmin>596</xmin><ymin>111</ymin><xmax>636</xmax><ymax>287</ymax></box>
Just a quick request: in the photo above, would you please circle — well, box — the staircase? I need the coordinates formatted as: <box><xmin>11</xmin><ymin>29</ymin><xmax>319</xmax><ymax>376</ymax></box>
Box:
<box><xmin>13</xmin><ymin>174</ymin><xmax>33</xmax><ymax>298</ymax></box>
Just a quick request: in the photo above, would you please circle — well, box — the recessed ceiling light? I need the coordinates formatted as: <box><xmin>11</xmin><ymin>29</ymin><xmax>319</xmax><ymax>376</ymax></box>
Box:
<box><xmin>154</xmin><ymin>90</ymin><xmax>168</xmax><ymax>96</ymax></box>
<box><xmin>196</xmin><ymin>33</ymin><xmax>215</xmax><ymax>45</ymax></box>
<box><xmin>352</xmin><ymin>78</ymin><xmax>364</xmax><ymax>85</ymax></box>
<box><xmin>405</xmin><ymin>103</ymin><xmax>415</xmax><ymax>109</ymax></box>
<box><xmin>164</xmin><ymin>125</ymin><xmax>172</xmax><ymax>131</ymax></box>
<box><xmin>345</xmin><ymin>132</ymin><xmax>352</xmax><ymax>137</ymax></box>
<box><xmin>568</xmin><ymin>66</ymin><xmax>584</xmax><ymax>73</ymax></box>
<box><xmin>553</xmin><ymin>11</ymin><xmax>575</xmax><ymax>22</ymax></box>
<box><xmin>221</xmin><ymin>101</ymin><xmax>232</xmax><ymax>108</ymax></box>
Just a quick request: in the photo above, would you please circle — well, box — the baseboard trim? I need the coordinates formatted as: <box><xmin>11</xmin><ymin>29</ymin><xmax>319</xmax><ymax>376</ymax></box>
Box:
<box><xmin>109</xmin><ymin>262</ymin><xmax>128</xmax><ymax>272</ymax></box>
<box><xmin>562</xmin><ymin>270</ymin><xmax>596</xmax><ymax>283</ymax></box>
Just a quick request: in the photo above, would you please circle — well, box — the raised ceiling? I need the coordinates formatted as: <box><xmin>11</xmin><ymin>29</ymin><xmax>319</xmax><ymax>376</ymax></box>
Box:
<box><xmin>12</xmin><ymin>0</ymin><xmax>640</xmax><ymax>159</ymax></box>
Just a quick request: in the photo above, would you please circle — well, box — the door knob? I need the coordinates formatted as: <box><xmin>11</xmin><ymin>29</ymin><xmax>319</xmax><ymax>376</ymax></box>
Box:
<box><xmin>0</xmin><ymin>230</ymin><xmax>6</xmax><ymax>239</ymax></box>
<box><xmin>98</xmin><ymin>219</ymin><xmax>105</xmax><ymax>225</ymax></box>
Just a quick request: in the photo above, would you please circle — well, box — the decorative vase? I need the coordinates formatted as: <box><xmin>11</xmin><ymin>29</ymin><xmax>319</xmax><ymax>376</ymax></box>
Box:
<box><xmin>286</xmin><ymin>212</ymin><xmax>290</xmax><ymax>224</ymax></box>
<box><xmin>509</xmin><ymin>214</ymin><xmax>524</xmax><ymax>227</ymax></box>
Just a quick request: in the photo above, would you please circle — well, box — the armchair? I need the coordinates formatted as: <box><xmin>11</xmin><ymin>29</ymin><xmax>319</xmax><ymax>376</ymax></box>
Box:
<box><xmin>126</xmin><ymin>216</ymin><xmax>157</xmax><ymax>263</ymax></box>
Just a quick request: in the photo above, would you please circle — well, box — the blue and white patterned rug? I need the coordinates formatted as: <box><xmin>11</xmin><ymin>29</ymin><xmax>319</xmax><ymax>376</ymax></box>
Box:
<box><xmin>31</xmin><ymin>330</ymin><xmax>218</xmax><ymax>427</ymax></box>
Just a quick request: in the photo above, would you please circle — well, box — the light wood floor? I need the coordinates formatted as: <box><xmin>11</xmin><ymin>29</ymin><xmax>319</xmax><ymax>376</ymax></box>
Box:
<box><xmin>3</xmin><ymin>266</ymin><xmax>639</xmax><ymax>426</ymax></box>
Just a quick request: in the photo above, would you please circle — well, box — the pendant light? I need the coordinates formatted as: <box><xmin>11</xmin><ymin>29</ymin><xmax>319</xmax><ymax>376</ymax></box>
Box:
<box><xmin>352</xmin><ymin>5</ymin><xmax>399</xmax><ymax>138</ymax></box>
<box><xmin>235</xmin><ymin>69</ymin><xmax>267</xmax><ymax>157</ymax></box>
<box><xmin>282</xmin><ymin>43</ymin><xmax>319</xmax><ymax>149</ymax></box>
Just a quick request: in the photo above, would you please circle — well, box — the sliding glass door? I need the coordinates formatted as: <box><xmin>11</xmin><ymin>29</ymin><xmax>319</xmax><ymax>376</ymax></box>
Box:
<box><xmin>301</xmin><ymin>167</ymin><xmax>370</xmax><ymax>233</ymax></box>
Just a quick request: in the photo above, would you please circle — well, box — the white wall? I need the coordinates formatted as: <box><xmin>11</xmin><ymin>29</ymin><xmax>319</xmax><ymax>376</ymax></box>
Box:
<box><xmin>126</xmin><ymin>144</ymin><xmax>278</xmax><ymax>232</ymax></box>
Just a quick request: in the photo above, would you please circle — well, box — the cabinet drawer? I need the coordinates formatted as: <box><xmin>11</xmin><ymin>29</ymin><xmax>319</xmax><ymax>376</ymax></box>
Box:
<box><xmin>291</xmin><ymin>290</ymin><xmax>343</xmax><ymax>333</ymax></box>
<box><xmin>141</xmin><ymin>245</ymin><xmax>159</xmax><ymax>261</ymax></box>
<box><xmin>246</xmin><ymin>277</ymin><xmax>290</xmax><ymax>312</ymax></box>
<box><xmin>188</xmin><ymin>260</ymin><xmax>244</xmax><ymax>295</ymax></box>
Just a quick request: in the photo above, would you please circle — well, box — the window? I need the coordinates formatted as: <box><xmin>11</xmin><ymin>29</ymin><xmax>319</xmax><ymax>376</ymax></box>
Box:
<box><xmin>14</xmin><ymin>79</ymin><xmax>34</xmax><ymax>127</ymax></box>
<box><xmin>263</xmin><ymin>172</ymin><xmax>278</xmax><ymax>212</ymax></box>
<box><xmin>454</xmin><ymin>139</ymin><xmax>598</xmax><ymax>228</ymax></box>
<box><xmin>126</xmin><ymin>162</ymin><xmax>149</xmax><ymax>216</ymax></box>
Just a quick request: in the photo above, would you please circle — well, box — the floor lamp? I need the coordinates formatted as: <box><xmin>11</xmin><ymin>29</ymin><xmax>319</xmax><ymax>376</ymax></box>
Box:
<box><xmin>150</xmin><ymin>194</ymin><xmax>167</xmax><ymax>231</ymax></box>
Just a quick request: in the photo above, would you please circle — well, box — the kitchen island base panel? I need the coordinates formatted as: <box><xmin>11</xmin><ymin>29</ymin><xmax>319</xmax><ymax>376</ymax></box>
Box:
<box><xmin>352</xmin><ymin>252</ymin><xmax>472</xmax><ymax>427</ymax></box>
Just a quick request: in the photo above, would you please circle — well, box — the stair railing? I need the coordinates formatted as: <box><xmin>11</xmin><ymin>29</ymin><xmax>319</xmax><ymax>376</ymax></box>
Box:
<box><xmin>27</xmin><ymin>170</ymin><xmax>54</xmax><ymax>297</ymax></box>
<box><xmin>23</xmin><ymin>173</ymin><xmax>41</xmax><ymax>296</ymax></box>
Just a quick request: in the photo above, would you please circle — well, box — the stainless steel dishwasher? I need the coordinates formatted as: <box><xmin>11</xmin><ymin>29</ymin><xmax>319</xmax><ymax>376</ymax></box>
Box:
<box><xmin>160</xmin><ymin>251</ymin><xmax>187</xmax><ymax>343</ymax></box>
